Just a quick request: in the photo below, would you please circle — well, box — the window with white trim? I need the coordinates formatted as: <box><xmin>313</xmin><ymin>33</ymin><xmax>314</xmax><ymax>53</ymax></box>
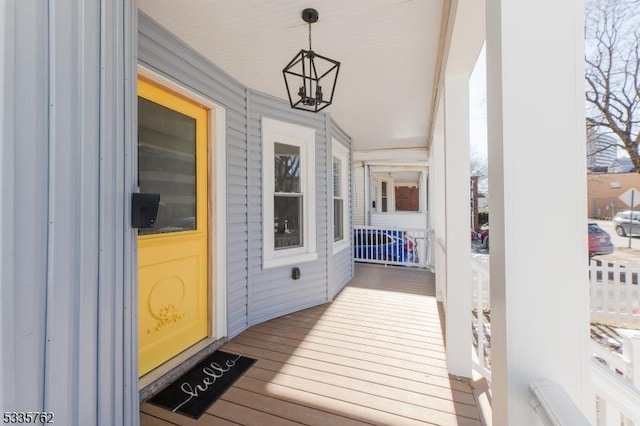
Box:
<box><xmin>262</xmin><ymin>118</ymin><xmax>317</xmax><ymax>268</ymax></box>
<box><xmin>332</xmin><ymin>139</ymin><xmax>350</xmax><ymax>254</ymax></box>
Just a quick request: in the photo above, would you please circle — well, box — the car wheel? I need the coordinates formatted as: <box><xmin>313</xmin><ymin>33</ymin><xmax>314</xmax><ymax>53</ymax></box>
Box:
<box><xmin>616</xmin><ymin>226</ymin><xmax>627</xmax><ymax>236</ymax></box>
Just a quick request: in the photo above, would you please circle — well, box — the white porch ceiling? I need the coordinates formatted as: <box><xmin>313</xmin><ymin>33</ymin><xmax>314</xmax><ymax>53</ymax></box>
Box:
<box><xmin>138</xmin><ymin>0</ymin><xmax>445</xmax><ymax>151</ymax></box>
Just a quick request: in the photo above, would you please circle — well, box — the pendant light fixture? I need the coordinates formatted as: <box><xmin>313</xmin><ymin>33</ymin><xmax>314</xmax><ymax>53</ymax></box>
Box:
<box><xmin>283</xmin><ymin>8</ymin><xmax>340</xmax><ymax>113</ymax></box>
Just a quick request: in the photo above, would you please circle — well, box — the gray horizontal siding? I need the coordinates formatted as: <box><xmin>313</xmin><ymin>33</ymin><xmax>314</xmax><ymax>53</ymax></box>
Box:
<box><xmin>330</xmin><ymin>120</ymin><xmax>355</xmax><ymax>298</ymax></box>
<box><xmin>139</xmin><ymin>12</ymin><xmax>249</xmax><ymax>338</ymax></box>
<box><xmin>3</xmin><ymin>1</ymin><xmax>137</xmax><ymax>424</ymax></box>
<box><xmin>138</xmin><ymin>12</ymin><xmax>352</xmax><ymax>338</ymax></box>
<box><xmin>246</xmin><ymin>90</ymin><xmax>330</xmax><ymax>326</ymax></box>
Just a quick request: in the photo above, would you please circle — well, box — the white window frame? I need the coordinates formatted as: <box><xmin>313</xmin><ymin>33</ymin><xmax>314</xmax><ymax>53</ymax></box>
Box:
<box><xmin>376</xmin><ymin>177</ymin><xmax>394</xmax><ymax>213</ymax></box>
<box><xmin>332</xmin><ymin>139</ymin><xmax>350</xmax><ymax>254</ymax></box>
<box><xmin>262</xmin><ymin>118</ymin><xmax>317</xmax><ymax>269</ymax></box>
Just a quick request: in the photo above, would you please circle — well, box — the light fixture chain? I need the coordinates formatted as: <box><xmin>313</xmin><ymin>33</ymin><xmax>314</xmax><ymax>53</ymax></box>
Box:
<box><xmin>308</xmin><ymin>22</ymin><xmax>312</xmax><ymax>51</ymax></box>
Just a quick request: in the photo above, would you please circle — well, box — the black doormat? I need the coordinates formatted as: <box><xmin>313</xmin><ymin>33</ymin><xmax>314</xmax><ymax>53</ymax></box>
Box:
<box><xmin>148</xmin><ymin>350</ymin><xmax>256</xmax><ymax>419</ymax></box>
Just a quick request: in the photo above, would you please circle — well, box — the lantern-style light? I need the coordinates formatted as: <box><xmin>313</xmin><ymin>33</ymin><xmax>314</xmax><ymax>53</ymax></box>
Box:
<box><xmin>283</xmin><ymin>8</ymin><xmax>340</xmax><ymax>113</ymax></box>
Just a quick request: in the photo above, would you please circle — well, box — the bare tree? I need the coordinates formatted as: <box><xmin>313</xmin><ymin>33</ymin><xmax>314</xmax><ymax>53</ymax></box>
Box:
<box><xmin>585</xmin><ymin>0</ymin><xmax>640</xmax><ymax>170</ymax></box>
<box><xmin>470</xmin><ymin>148</ymin><xmax>488</xmax><ymax>194</ymax></box>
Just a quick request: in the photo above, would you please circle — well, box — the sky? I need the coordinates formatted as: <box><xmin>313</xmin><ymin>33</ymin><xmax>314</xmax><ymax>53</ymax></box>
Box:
<box><xmin>469</xmin><ymin>44</ymin><xmax>488</xmax><ymax>161</ymax></box>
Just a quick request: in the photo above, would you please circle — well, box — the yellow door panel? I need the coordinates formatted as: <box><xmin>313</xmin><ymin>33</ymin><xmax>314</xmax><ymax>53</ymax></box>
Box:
<box><xmin>137</xmin><ymin>78</ymin><xmax>211</xmax><ymax>377</ymax></box>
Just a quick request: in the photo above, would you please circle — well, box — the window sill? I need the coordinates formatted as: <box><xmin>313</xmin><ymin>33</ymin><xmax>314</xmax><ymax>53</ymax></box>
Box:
<box><xmin>332</xmin><ymin>240</ymin><xmax>351</xmax><ymax>255</ymax></box>
<box><xmin>263</xmin><ymin>252</ymin><xmax>318</xmax><ymax>269</ymax></box>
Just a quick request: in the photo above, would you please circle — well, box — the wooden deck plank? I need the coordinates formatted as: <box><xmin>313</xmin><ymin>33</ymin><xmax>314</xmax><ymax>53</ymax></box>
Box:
<box><xmin>283</xmin><ymin>308</ymin><xmax>446</xmax><ymax>340</ymax></box>
<box><xmin>141</xmin><ymin>403</ymin><xmax>241</xmax><ymax>426</ymax></box>
<box><xmin>241</xmin><ymin>366</ymin><xmax>480</xmax><ymax>424</ymax></box>
<box><xmin>234</xmin><ymin>358</ymin><xmax>479</xmax><ymax>419</ymax></box>
<box><xmin>268</xmin><ymin>315</ymin><xmax>446</xmax><ymax>349</ymax></box>
<box><xmin>245</xmin><ymin>329</ymin><xmax>447</xmax><ymax>369</ymax></box>
<box><xmin>222</xmin><ymin>341</ymin><xmax>476</xmax><ymax>405</ymax></box>
<box><xmin>253</xmin><ymin>321</ymin><xmax>447</xmax><ymax>360</ymax></box>
<box><xmin>140</xmin><ymin>264</ymin><xmax>481</xmax><ymax>425</ymax></box>
<box><xmin>140</xmin><ymin>412</ymin><xmax>179</xmax><ymax>426</ymax></box>
<box><xmin>207</xmin><ymin>399</ymin><xmax>304</xmax><ymax>425</ymax></box>
<box><xmin>220</xmin><ymin>386</ymin><xmax>374</xmax><ymax>426</ymax></box>
<box><xmin>289</xmin><ymin>300</ymin><xmax>444</xmax><ymax>330</ymax></box>
<box><xmin>235</xmin><ymin>330</ymin><xmax>449</xmax><ymax>371</ymax></box>
<box><xmin>244</xmin><ymin>326</ymin><xmax>448</xmax><ymax>366</ymax></box>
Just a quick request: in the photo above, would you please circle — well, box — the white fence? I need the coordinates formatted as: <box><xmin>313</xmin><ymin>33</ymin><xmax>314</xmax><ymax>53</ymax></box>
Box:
<box><xmin>589</xmin><ymin>261</ymin><xmax>640</xmax><ymax>328</ymax></box>
<box><xmin>470</xmin><ymin>257</ymin><xmax>640</xmax><ymax>423</ymax></box>
<box><xmin>352</xmin><ymin>226</ymin><xmax>433</xmax><ymax>268</ymax></box>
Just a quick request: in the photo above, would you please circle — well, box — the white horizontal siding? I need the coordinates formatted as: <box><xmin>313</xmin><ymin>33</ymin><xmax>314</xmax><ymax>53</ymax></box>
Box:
<box><xmin>353</xmin><ymin>164</ymin><xmax>367</xmax><ymax>226</ymax></box>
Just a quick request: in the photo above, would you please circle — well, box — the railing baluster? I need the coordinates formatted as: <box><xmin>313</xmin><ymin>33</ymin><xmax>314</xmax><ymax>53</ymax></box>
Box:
<box><xmin>603</xmin><ymin>261</ymin><xmax>610</xmax><ymax>319</ymax></box>
<box><xmin>626</xmin><ymin>263</ymin><xmax>632</xmax><ymax>321</ymax></box>
<box><xmin>590</xmin><ymin>261</ymin><xmax>598</xmax><ymax>320</ymax></box>
<box><xmin>614</xmin><ymin>262</ymin><xmax>621</xmax><ymax>319</ymax></box>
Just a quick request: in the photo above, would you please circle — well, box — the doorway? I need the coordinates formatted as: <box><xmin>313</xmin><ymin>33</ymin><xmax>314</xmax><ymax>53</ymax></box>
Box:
<box><xmin>137</xmin><ymin>77</ymin><xmax>210</xmax><ymax>376</ymax></box>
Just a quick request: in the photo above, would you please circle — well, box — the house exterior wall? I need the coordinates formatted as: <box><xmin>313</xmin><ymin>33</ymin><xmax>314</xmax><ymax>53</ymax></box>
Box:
<box><xmin>330</xmin><ymin>122</ymin><xmax>355</xmax><ymax>299</ymax></box>
<box><xmin>395</xmin><ymin>186</ymin><xmax>420</xmax><ymax>211</ymax></box>
<box><xmin>1</xmin><ymin>1</ymin><xmax>137</xmax><ymax>424</ymax></box>
<box><xmin>352</xmin><ymin>163</ymin><xmax>366</xmax><ymax>226</ymax></box>
<box><xmin>139</xmin><ymin>13</ymin><xmax>353</xmax><ymax>336</ymax></box>
<box><xmin>2</xmin><ymin>8</ymin><xmax>351</xmax><ymax>424</ymax></box>
<box><xmin>588</xmin><ymin>172</ymin><xmax>640</xmax><ymax>218</ymax></box>
<box><xmin>247</xmin><ymin>91</ymin><xmax>331</xmax><ymax>326</ymax></box>
<box><xmin>370</xmin><ymin>212</ymin><xmax>428</xmax><ymax>229</ymax></box>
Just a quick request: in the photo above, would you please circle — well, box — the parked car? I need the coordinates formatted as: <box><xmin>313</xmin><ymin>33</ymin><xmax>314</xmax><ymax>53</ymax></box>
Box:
<box><xmin>588</xmin><ymin>222</ymin><xmax>614</xmax><ymax>257</ymax></box>
<box><xmin>612</xmin><ymin>211</ymin><xmax>640</xmax><ymax>236</ymax></box>
<box><xmin>353</xmin><ymin>229</ymin><xmax>415</xmax><ymax>263</ymax></box>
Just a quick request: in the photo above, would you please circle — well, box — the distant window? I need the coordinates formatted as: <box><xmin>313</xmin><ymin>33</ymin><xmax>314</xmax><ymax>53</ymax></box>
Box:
<box><xmin>332</xmin><ymin>140</ymin><xmax>350</xmax><ymax>253</ymax></box>
<box><xmin>381</xmin><ymin>181</ymin><xmax>388</xmax><ymax>212</ymax></box>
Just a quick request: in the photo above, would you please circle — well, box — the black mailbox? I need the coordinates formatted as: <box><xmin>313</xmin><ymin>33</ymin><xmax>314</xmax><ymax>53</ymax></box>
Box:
<box><xmin>132</xmin><ymin>193</ymin><xmax>160</xmax><ymax>229</ymax></box>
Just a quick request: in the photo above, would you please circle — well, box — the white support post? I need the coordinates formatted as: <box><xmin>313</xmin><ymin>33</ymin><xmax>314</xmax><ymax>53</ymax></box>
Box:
<box><xmin>443</xmin><ymin>74</ymin><xmax>472</xmax><ymax>378</ymax></box>
<box><xmin>486</xmin><ymin>0</ymin><xmax>591</xmax><ymax>423</ymax></box>
<box><xmin>431</xmin><ymin>130</ymin><xmax>446</xmax><ymax>299</ymax></box>
<box><xmin>419</xmin><ymin>171</ymin><xmax>427</xmax><ymax>215</ymax></box>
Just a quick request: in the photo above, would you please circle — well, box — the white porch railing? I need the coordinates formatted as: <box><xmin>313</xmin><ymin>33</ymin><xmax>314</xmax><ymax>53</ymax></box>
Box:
<box><xmin>471</xmin><ymin>254</ymin><xmax>491</xmax><ymax>381</ymax></box>
<box><xmin>470</xmin><ymin>257</ymin><xmax>640</xmax><ymax>423</ymax></box>
<box><xmin>589</xmin><ymin>261</ymin><xmax>640</xmax><ymax>328</ymax></box>
<box><xmin>591</xmin><ymin>329</ymin><xmax>640</xmax><ymax>425</ymax></box>
<box><xmin>352</xmin><ymin>225</ymin><xmax>433</xmax><ymax>268</ymax></box>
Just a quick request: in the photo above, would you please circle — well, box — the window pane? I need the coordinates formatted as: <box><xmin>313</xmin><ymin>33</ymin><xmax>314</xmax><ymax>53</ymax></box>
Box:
<box><xmin>333</xmin><ymin>157</ymin><xmax>341</xmax><ymax>197</ymax></box>
<box><xmin>274</xmin><ymin>143</ymin><xmax>300</xmax><ymax>193</ymax></box>
<box><xmin>138</xmin><ymin>97</ymin><xmax>196</xmax><ymax>235</ymax></box>
<box><xmin>334</xmin><ymin>199</ymin><xmax>343</xmax><ymax>241</ymax></box>
<box><xmin>381</xmin><ymin>181</ymin><xmax>388</xmax><ymax>212</ymax></box>
<box><xmin>274</xmin><ymin>195</ymin><xmax>302</xmax><ymax>249</ymax></box>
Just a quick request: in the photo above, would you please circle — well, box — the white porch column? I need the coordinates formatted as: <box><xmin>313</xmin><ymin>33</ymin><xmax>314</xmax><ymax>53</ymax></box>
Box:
<box><xmin>431</xmin><ymin>129</ymin><xmax>446</xmax><ymax>299</ymax></box>
<box><xmin>419</xmin><ymin>171</ymin><xmax>427</xmax><ymax>214</ymax></box>
<box><xmin>486</xmin><ymin>0</ymin><xmax>591</xmax><ymax>423</ymax></box>
<box><xmin>443</xmin><ymin>74</ymin><xmax>472</xmax><ymax>378</ymax></box>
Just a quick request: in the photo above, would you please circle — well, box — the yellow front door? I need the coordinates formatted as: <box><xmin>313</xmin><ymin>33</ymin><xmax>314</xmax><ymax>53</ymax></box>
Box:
<box><xmin>137</xmin><ymin>78</ymin><xmax>210</xmax><ymax>377</ymax></box>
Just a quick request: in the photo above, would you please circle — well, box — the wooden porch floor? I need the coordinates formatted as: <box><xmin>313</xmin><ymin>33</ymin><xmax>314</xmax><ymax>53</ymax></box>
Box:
<box><xmin>141</xmin><ymin>264</ymin><xmax>481</xmax><ymax>426</ymax></box>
